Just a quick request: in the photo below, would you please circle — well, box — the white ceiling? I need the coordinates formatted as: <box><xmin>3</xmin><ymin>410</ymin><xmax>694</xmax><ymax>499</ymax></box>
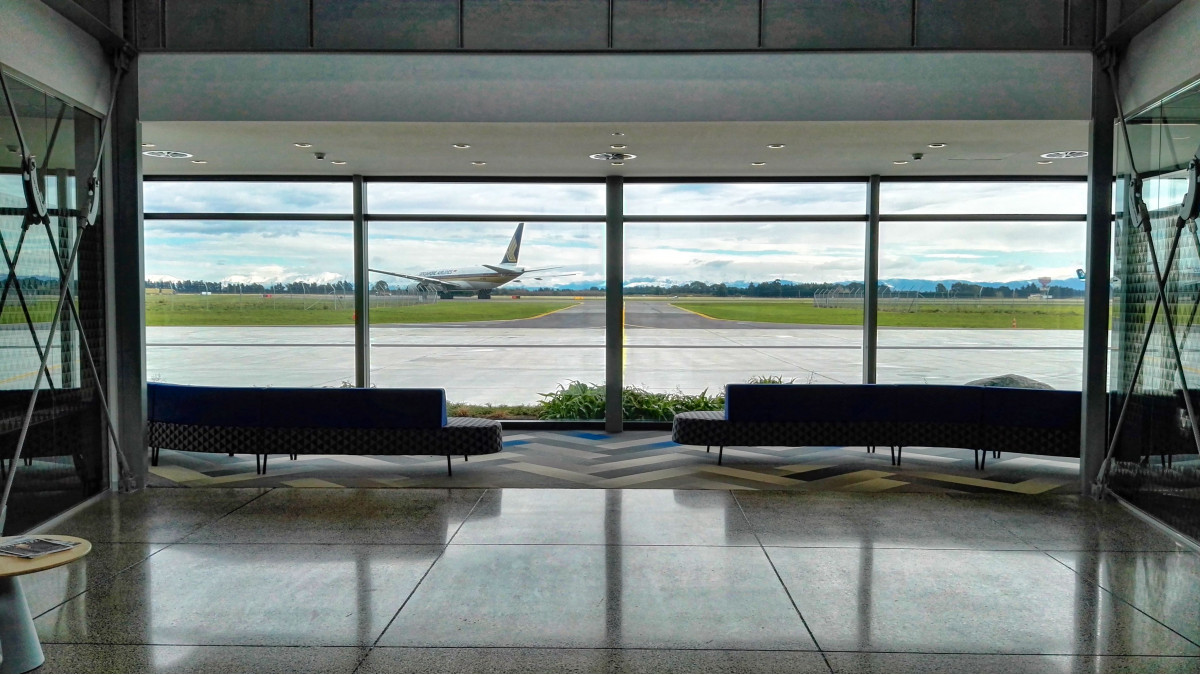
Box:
<box><xmin>139</xmin><ymin>51</ymin><xmax>1095</xmax><ymax>178</ymax></box>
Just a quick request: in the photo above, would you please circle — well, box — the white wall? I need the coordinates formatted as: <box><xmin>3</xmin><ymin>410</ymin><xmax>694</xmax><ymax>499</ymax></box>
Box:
<box><xmin>0</xmin><ymin>0</ymin><xmax>110</xmax><ymax>115</ymax></box>
<box><xmin>1120</xmin><ymin>0</ymin><xmax>1200</xmax><ymax>113</ymax></box>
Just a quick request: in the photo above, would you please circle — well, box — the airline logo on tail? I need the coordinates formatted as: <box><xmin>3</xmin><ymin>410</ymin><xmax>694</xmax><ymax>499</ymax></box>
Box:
<box><xmin>502</xmin><ymin>222</ymin><xmax>524</xmax><ymax>265</ymax></box>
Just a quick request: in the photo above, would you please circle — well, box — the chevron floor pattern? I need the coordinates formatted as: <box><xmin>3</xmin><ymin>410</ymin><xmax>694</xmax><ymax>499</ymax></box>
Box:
<box><xmin>148</xmin><ymin>430</ymin><xmax>1080</xmax><ymax>494</ymax></box>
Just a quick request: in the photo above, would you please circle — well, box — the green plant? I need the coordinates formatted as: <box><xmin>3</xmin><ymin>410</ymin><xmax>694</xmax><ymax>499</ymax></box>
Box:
<box><xmin>538</xmin><ymin>381</ymin><xmax>607</xmax><ymax>420</ymax></box>
<box><xmin>746</xmin><ymin>374</ymin><xmax>797</xmax><ymax>384</ymax></box>
<box><xmin>537</xmin><ymin>381</ymin><xmax>725</xmax><ymax>421</ymax></box>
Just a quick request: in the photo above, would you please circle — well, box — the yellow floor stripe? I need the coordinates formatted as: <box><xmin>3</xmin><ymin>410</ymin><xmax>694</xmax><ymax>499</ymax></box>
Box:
<box><xmin>774</xmin><ymin>464</ymin><xmax>833</xmax><ymax>475</ymax></box>
<box><xmin>149</xmin><ymin>465</ymin><xmax>212</xmax><ymax>484</ymax></box>
<box><xmin>904</xmin><ymin>471</ymin><xmax>1065</xmax><ymax>494</ymax></box>
<box><xmin>503</xmin><ymin>462</ymin><xmax>605</xmax><ymax>486</ymax></box>
<box><xmin>841</xmin><ymin>477</ymin><xmax>909</xmax><ymax>492</ymax></box>
<box><xmin>806</xmin><ymin>470</ymin><xmax>897</xmax><ymax>489</ymax></box>
<box><xmin>590</xmin><ymin>453</ymin><xmax>693</xmax><ymax>472</ymax></box>
<box><xmin>599</xmin><ymin>466</ymin><xmax>698</xmax><ymax>488</ymax></box>
<box><xmin>699</xmin><ymin>466</ymin><xmax>806</xmax><ymax>486</ymax></box>
<box><xmin>282</xmin><ymin>478</ymin><xmax>344</xmax><ymax>488</ymax></box>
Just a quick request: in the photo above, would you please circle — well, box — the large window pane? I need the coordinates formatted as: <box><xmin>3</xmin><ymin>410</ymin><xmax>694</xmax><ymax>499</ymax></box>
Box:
<box><xmin>367</xmin><ymin>220</ymin><xmax>604</xmax><ymax>414</ymax></box>
<box><xmin>623</xmin><ymin>220</ymin><xmax>865</xmax><ymax>419</ymax></box>
<box><xmin>624</xmin><ymin>182</ymin><xmax>866</xmax><ymax>215</ymax></box>
<box><xmin>876</xmin><ymin>219</ymin><xmax>1086</xmax><ymax>388</ymax></box>
<box><xmin>144</xmin><ymin>181</ymin><xmax>353</xmax><ymax>213</ymax></box>
<box><xmin>368</xmin><ymin>182</ymin><xmax>605</xmax><ymax>215</ymax></box>
<box><xmin>880</xmin><ymin>181</ymin><xmax>1088</xmax><ymax>214</ymax></box>
<box><xmin>144</xmin><ymin>219</ymin><xmax>356</xmax><ymax>386</ymax></box>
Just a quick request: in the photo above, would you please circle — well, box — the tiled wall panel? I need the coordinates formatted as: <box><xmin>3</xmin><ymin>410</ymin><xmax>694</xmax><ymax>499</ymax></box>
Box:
<box><xmin>314</xmin><ymin>0</ymin><xmax>459</xmax><ymax>50</ymax></box>
<box><xmin>763</xmin><ymin>0</ymin><xmax>912</xmax><ymax>49</ymax></box>
<box><xmin>463</xmin><ymin>0</ymin><xmax>609</xmax><ymax>50</ymax></box>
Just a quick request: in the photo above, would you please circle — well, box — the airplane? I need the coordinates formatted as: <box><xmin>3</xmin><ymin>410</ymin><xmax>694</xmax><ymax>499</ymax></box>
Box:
<box><xmin>368</xmin><ymin>223</ymin><xmax>573</xmax><ymax>299</ymax></box>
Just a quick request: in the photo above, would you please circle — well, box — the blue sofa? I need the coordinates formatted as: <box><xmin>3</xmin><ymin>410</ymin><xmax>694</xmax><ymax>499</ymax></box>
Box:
<box><xmin>672</xmin><ymin>383</ymin><xmax>1081</xmax><ymax>468</ymax></box>
<box><xmin>147</xmin><ymin>383</ymin><xmax>503</xmax><ymax>475</ymax></box>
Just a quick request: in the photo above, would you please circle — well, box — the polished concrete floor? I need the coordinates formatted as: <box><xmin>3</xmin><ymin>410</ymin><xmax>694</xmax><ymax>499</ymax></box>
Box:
<box><xmin>22</xmin><ymin>487</ymin><xmax>1200</xmax><ymax>673</ymax></box>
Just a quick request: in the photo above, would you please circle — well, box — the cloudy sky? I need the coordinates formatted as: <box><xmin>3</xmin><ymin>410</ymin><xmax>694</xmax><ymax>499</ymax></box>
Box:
<box><xmin>141</xmin><ymin>180</ymin><xmax>1089</xmax><ymax>288</ymax></box>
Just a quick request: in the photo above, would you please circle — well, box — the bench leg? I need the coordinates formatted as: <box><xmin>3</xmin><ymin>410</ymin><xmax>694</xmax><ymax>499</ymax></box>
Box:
<box><xmin>717</xmin><ymin>446</ymin><xmax>724</xmax><ymax>466</ymax></box>
<box><xmin>890</xmin><ymin>446</ymin><xmax>901</xmax><ymax>466</ymax></box>
<box><xmin>446</xmin><ymin>455</ymin><xmax>453</xmax><ymax>477</ymax></box>
<box><xmin>463</xmin><ymin>454</ymin><xmax>468</xmax><ymax>461</ymax></box>
<box><xmin>290</xmin><ymin>454</ymin><xmax>297</xmax><ymax>461</ymax></box>
<box><xmin>980</xmin><ymin>450</ymin><xmax>987</xmax><ymax>470</ymax></box>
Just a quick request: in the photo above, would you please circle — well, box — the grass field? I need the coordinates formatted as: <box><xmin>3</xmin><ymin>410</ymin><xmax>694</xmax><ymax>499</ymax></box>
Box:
<box><xmin>144</xmin><ymin>293</ymin><xmax>578</xmax><ymax>326</ymax></box>
<box><xmin>672</xmin><ymin>299</ymin><xmax>1085</xmax><ymax>329</ymax></box>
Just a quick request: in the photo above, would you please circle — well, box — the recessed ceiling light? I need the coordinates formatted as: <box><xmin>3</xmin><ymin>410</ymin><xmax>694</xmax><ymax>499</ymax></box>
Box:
<box><xmin>1174</xmin><ymin>136</ymin><xmax>1192</xmax><ymax>141</ymax></box>
<box><xmin>751</xmin><ymin>162</ymin><xmax>766</xmax><ymax>166</ymax></box>
<box><xmin>767</xmin><ymin>144</ymin><xmax>786</xmax><ymax>149</ymax></box>
<box><xmin>611</xmin><ymin>162</ymin><xmax>624</xmax><ymax>166</ymax></box>
<box><xmin>190</xmin><ymin>160</ymin><xmax>207</xmax><ymax>164</ymax></box>
<box><xmin>293</xmin><ymin>142</ymin><xmax>313</xmax><ymax>148</ymax></box>
<box><xmin>141</xmin><ymin>143</ymin><xmax>156</xmax><ymax>148</ymax></box>
<box><xmin>893</xmin><ymin>160</ymin><xmax>908</xmax><ymax>165</ymax></box>
<box><xmin>1040</xmin><ymin>150</ymin><xmax>1088</xmax><ymax>159</ymax></box>
<box><xmin>330</xmin><ymin>160</ymin><xmax>347</xmax><ymax>165</ymax></box>
<box><xmin>590</xmin><ymin>152</ymin><xmax>636</xmax><ymax>161</ymax></box>
<box><xmin>472</xmin><ymin>161</ymin><xmax>487</xmax><ymax>166</ymax></box>
<box><xmin>610</xmin><ymin>144</ymin><xmax>627</xmax><ymax>150</ymax></box>
<box><xmin>1037</xmin><ymin>160</ymin><xmax>1054</xmax><ymax>165</ymax></box>
<box><xmin>453</xmin><ymin>143</ymin><xmax>470</xmax><ymax>149</ymax></box>
<box><xmin>927</xmin><ymin>142</ymin><xmax>947</xmax><ymax>148</ymax></box>
<box><xmin>611</xmin><ymin>132</ymin><xmax>625</xmax><ymax>137</ymax></box>
<box><xmin>142</xmin><ymin>150</ymin><xmax>193</xmax><ymax>159</ymax></box>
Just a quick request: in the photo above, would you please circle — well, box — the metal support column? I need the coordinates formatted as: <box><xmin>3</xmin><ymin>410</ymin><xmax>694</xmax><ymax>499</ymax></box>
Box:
<box><xmin>353</xmin><ymin>175</ymin><xmax>369</xmax><ymax>387</ymax></box>
<box><xmin>109</xmin><ymin>55</ymin><xmax>146</xmax><ymax>491</ymax></box>
<box><xmin>863</xmin><ymin>175</ymin><xmax>880</xmax><ymax>384</ymax></box>
<box><xmin>605</xmin><ymin>176</ymin><xmax>623</xmax><ymax>433</ymax></box>
<box><xmin>1082</xmin><ymin>53</ymin><xmax>1116</xmax><ymax>496</ymax></box>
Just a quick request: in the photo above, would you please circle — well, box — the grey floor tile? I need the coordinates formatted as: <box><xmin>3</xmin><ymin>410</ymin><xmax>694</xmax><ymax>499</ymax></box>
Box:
<box><xmin>182</xmin><ymin>487</ymin><xmax>485</xmax><ymax>544</ymax></box>
<box><xmin>452</xmin><ymin>489</ymin><xmax>758</xmax><ymax>546</ymax></box>
<box><xmin>357</xmin><ymin>647</ymin><xmax>830</xmax><ymax>673</ymax></box>
<box><xmin>1047</xmin><ymin>550</ymin><xmax>1200</xmax><ymax>646</ymax></box>
<box><xmin>734</xmin><ymin>491</ymin><xmax>1035</xmax><ymax>549</ymax></box>
<box><xmin>22</xmin><ymin>543</ymin><xmax>166</xmax><ymax>617</ymax></box>
<box><xmin>379</xmin><ymin>544</ymin><xmax>815</xmax><ymax>650</ymax></box>
<box><xmin>34</xmin><ymin>544</ymin><xmax>441</xmax><ymax>646</ymax></box>
<box><xmin>35</xmin><ymin>644</ymin><xmax>366</xmax><ymax>673</ymax></box>
<box><xmin>766</xmin><ymin>547</ymin><xmax>1200</xmax><ymax>656</ymax></box>
<box><xmin>826</xmin><ymin>652</ymin><xmax>1200</xmax><ymax>673</ymax></box>
<box><xmin>972</xmin><ymin>495</ymin><xmax>1188</xmax><ymax>551</ymax></box>
<box><xmin>42</xmin><ymin>488</ymin><xmax>271</xmax><ymax>543</ymax></box>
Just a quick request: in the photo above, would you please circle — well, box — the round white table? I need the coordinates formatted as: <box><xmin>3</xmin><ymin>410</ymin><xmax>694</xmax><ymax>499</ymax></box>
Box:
<box><xmin>0</xmin><ymin>536</ymin><xmax>91</xmax><ymax>674</ymax></box>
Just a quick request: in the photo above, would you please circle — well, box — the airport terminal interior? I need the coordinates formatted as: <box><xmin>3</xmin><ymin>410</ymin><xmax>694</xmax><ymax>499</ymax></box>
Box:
<box><xmin>2</xmin><ymin>0</ymin><xmax>1200</xmax><ymax>672</ymax></box>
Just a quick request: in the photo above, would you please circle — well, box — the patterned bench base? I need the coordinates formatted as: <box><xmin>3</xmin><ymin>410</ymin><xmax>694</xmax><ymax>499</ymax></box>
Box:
<box><xmin>148</xmin><ymin>416</ymin><xmax>503</xmax><ymax>476</ymax></box>
<box><xmin>672</xmin><ymin>411</ymin><xmax>1076</xmax><ymax>468</ymax></box>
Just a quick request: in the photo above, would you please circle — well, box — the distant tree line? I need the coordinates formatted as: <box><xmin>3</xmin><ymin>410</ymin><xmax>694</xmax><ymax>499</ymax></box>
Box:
<box><xmin>145</xmin><ymin>279</ymin><xmax>354</xmax><ymax>295</ymax></box>
<box><xmin>145</xmin><ymin>278</ymin><xmax>1082</xmax><ymax>299</ymax></box>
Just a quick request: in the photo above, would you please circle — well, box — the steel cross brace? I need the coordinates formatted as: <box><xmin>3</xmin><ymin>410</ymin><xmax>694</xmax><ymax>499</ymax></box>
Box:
<box><xmin>0</xmin><ymin>51</ymin><xmax>136</xmax><ymax>529</ymax></box>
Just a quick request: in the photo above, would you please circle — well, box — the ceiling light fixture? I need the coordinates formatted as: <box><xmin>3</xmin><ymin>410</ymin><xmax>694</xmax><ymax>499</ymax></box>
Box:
<box><xmin>330</xmin><ymin>160</ymin><xmax>347</xmax><ymax>165</ymax></box>
<box><xmin>141</xmin><ymin>143</ymin><xmax>156</xmax><ymax>148</ymax></box>
<box><xmin>767</xmin><ymin>144</ymin><xmax>786</xmax><ymax>149</ymax></box>
<box><xmin>1040</xmin><ymin>150</ymin><xmax>1088</xmax><ymax>159</ymax></box>
<box><xmin>472</xmin><ymin>161</ymin><xmax>487</xmax><ymax>166</ymax></box>
<box><xmin>293</xmin><ymin>142</ymin><xmax>313</xmax><ymax>148</ymax></box>
<box><xmin>927</xmin><ymin>142</ymin><xmax>947</xmax><ymax>148</ymax></box>
<box><xmin>751</xmin><ymin>162</ymin><xmax>766</xmax><ymax>166</ymax></box>
<box><xmin>893</xmin><ymin>160</ymin><xmax>908</xmax><ymax>165</ymax></box>
<box><xmin>453</xmin><ymin>143</ymin><xmax>470</xmax><ymax>149</ymax></box>
<box><xmin>1037</xmin><ymin>160</ymin><xmax>1054</xmax><ymax>165</ymax></box>
<box><xmin>611</xmin><ymin>132</ymin><xmax>625</xmax><ymax>137</ymax></box>
<box><xmin>190</xmin><ymin>160</ymin><xmax>207</xmax><ymax>164</ymax></box>
<box><xmin>142</xmin><ymin>150</ymin><xmax>193</xmax><ymax>159</ymax></box>
<box><xmin>610</xmin><ymin>144</ymin><xmax>627</xmax><ymax>150</ymax></box>
<box><xmin>611</xmin><ymin>162</ymin><xmax>624</xmax><ymax>166</ymax></box>
<box><xmin>590</xmin><ymin>152</ymin><xmax>636</xmax><ymax>161</ymax></box>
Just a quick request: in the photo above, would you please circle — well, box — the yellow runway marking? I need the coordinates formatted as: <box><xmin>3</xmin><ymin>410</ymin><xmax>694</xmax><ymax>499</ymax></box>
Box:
<box><xmin>0</xmin><ymin>363</ymin><xmax>63</xmax><ymax>386</ymax></box>
<box><xmin>522</xmin><ymin>302</ymin><xmax>582</xmax><ymax>321</ymax></box>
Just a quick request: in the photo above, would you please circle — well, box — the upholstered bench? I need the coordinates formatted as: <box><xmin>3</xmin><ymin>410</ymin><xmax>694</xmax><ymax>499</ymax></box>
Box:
<box><xmin>147</xmin><ymin>383</ymin><xmax>502</xmax><ymax>475</ymax></box>
<box><xmin>672</xmin><ymin>383</ymin><xmax>1080</xmax><ymax>468</ymax></box>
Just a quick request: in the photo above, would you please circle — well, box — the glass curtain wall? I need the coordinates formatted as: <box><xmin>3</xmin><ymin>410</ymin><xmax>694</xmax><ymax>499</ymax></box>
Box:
<box><xmin>365</xmin><ymin>181</ymin><xmax>605</xmax><ymax>417</ymax></box>
<box><xmin>0</xmin><ymin>74</ymin><xmax>105</xmax><ymax>533</ymax></box>
<box><xmin>1105</xmin><ymin>80</ymin><xmax>1200</xmax><ymax>540</ymax></box>
<box><xmin>876</xmin><ymin>181</ymin><xmax>1088</xmax><ymax>388</ymax></box>
<box><xmin>142</xmin><ymin>181</ymin><xmax>355</xmax><ymax>386</ymax></box>
<box><xmin>622</xmin><ymin>182</ymin><xmax>867</xmax><ymax>420</ymax></box>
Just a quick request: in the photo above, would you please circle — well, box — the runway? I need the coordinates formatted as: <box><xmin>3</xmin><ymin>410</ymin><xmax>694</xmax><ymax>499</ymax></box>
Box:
<box><xmin>136</xmin><ymin>301</ymin><xmax>1089</xmax><ymax>405</ymax></box>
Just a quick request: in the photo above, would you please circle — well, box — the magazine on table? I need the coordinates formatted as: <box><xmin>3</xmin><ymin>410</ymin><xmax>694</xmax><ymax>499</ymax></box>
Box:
<box><xmin>0</xmin><ymin>537</ymin><xmax>79</xmax><ymax>559</ymax></box>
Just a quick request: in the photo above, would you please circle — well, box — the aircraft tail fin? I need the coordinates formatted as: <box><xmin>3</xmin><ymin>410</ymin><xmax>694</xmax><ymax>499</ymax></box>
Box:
<box><xmin>501</xmin><ymin>223</ymin><xmax>524</xmax><ymax>265</ymax></box>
